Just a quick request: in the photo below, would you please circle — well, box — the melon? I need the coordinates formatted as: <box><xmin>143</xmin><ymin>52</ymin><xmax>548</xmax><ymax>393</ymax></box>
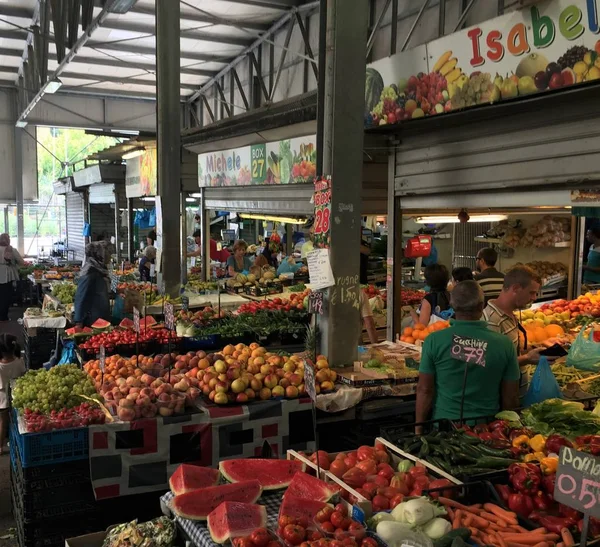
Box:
<box><xmin>285</xmin><ymin>472</ymin><xmax>336</xmax><ymax>502</ymax></box>
<box><xmin>208</xmin><ymin>502</ymin><xmax>267</xmax><ymax>544</ymax></box>
<box><xmin>279</xmin><ymin>495</ymin><xmax>330</xmax><ymax>521</ymax></box>
<box><xmin>169</xmin><ymin>464</ymin><xmax>220</xmax><ymax>496</ymax></box>
<box><xmin>219</xmin><ymin>459</ymin><xmax>305</xmax><ymax>490</ymax></box>
<box><xmin>171</xmin><ymin>480</ymin><xmax>262</xmax><ymax>521</ymax></box>
<box><xmin>91</xmin><ymin>318</ymin><xmax>111</xmax><ymax>330</ymax></box>
<box><xmin>365</xmin><ymin>67</ymin><xmax>384</xmax><ymax>116</ymax></box>
<box><xmin>119</xmin><ymin>317</ymin><xmax>135</xmax><ymax>329</ymax></box>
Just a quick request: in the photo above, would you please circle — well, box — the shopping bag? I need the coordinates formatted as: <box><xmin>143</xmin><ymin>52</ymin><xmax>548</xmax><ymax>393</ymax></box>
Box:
<box><xmin>58</xmin><ymin>340</ymin><xmax>78</xmax><ymax>365</ymax></box>
<box><xmin>566</xmin><ymin>328</ymin><xmax>600</xmax><ymax>371</ymax></box>
<box><xmin>523</xmin><ymin>356</ymin><xmax>563</xmax><ymax>407</ymax></box>
<box><xmin>148</xmin><ymin>208</ymin><xmax>156</xmax><ymax>227</ymax></box>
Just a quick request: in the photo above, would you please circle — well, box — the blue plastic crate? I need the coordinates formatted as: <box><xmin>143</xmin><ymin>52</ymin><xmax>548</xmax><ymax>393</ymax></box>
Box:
<box><xmin>182</xmin><ymin>334</ymin><xmax>220</xmax><ymax>350</ymax></box>
<box><xmin>12</xmin><ymin>409</ymin><xmax>89</xmax><ymax>468</ymax></box>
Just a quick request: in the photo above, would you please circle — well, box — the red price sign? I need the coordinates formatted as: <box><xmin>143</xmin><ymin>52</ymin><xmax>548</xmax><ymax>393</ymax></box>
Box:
<box><xmin>450</xmin><ymin>334</ymin><xmax>487</xmax><ymax>367</ymax></box>
<box><xmin>555</xmin><ymin>446</ymin><xmax>600</xmax><ymax>519</ymax></box>
<box><xmin>313</xmin><ymin>177</ymin><xmax>331</xmax><ymax>246</ymax></box>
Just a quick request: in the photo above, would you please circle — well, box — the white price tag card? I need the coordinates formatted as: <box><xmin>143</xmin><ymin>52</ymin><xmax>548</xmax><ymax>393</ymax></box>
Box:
<box><xmin>99</xmin><ymin>345</ymin><xmax>106</xmax><ymax>372</ymax></box>
<box><xmin>304</xmin><ymin>359</ymin><xmax>316</xmax><ymax>402</ymax></box>
<box><xmin>133</xmin><ymin>307</ymin><xmax>140</xmax><ymax>333</ymax></box>
<box><xmin>306</xmin><ymin>248</ymin><xmax>335</xmax><ymax>290</ymax></box>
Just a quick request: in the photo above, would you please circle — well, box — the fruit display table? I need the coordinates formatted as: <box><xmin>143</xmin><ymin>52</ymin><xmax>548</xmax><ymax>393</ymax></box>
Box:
<box><xmin>160</xmin><ymin>489</ymin><xmax>282</xmax><ymax>547</ymax></box>
<box><xmin>88</xmin><ymin>397</ymin><xmax>316</xmax><ymax>500</ymax></box>
<box><xmin>144</xmin><ymin>292</ymin><xmax>247</xmax><ymax>315</ymax></box>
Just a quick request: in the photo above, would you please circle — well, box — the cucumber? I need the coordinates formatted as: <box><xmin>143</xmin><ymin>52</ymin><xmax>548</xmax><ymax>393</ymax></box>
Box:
<box><xmin>433</xmin><ymin>528</ymin><xmax>471</xmax><ymax>547</ymax></box>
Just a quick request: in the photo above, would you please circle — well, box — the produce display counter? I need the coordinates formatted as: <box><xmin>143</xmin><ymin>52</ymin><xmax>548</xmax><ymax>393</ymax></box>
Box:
<box><xmin>87</xmin><ymin>397</ymin><xmax>316</xmax><ymax>500</ymax></box>
<box><xmin>144</xmin><ymin>292</ymin><xmax>248</xmax><ymax>315</ymax></box>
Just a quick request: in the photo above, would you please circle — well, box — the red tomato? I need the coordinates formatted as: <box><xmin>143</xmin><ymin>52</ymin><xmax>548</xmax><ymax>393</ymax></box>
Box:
<box><xmin>283</xmin><ymin>525</ymin><xmax>306</xmax><ymax>546</ymax></box>
<box><xmin>279</xmin><ymin>515</ymin><xmax>297</xmax><ymax>528</ymax></box>
<box><xmin>408</xmin><ymin>466</ymin><xmax>428</xmax><ymax>477</ymax></box>
<box><xmin>361</xmin><ymin>539</ymin><xmax>378</xmax><ymax>547</ymax></box>
<box><xmin>334</xmin><ymin>503</ymin><xmax>348</xmax><ymax>517</ymax></box>
<box><xmin>250</xmin><ymin>529</ymin><xmax>270</xmax><ymax>547</ymax></box>
<box><xmin>347</xmin><ymin>523</ymin><xmax>366</xmax><ymax>541</ymax></box>
<box><xmin>330</xmin><ymin>511</ymin><xmax>346</xmax><ymax>529</ymax></box>
<box><xmin>356</xmin><ymin>446</ymin><xmax>375</xmax><ymax>462</ymax></box>
<box><xmin>355</xmin><ymin>459</ymin><xmax>377</xmax><ymax>475</ymax></box>
<box><xmin>427</xmin><ymin>478</ymin><xmax>454</xmax><ymax>499</ymax></box>
<box><xmin>321</xmin><ymin>522</ymin><xmax>335</xmax><ymax>534</ymax></box>
<box><xmin>316</xmin><ymin>507</ymin><xmax>334</xmax><ymax>523</ymax></box>
<box><xmin>389</xmin><ymin>494</ymin><xmax>405</xmax><ymax>508</ymax></box>
<box><xmin>371</xmin><ymin>495</ymin><xmax>390</xmax><ymax>512</ymax></box>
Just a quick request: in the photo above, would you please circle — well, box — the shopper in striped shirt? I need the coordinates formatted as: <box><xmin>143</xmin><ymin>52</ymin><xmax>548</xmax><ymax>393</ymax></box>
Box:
<box><xmin>474</xmin><ymin>247</ymin><xmax>505</xmax><ymax>304</ymax></box>
<box><xmin>484</xmin><ymin>266</ymin><xmax>546</xmax><ymax>396</ymax></box>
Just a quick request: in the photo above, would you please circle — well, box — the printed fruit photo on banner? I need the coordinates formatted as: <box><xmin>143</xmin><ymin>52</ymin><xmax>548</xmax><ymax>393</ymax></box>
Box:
<box><xmin>365</xmin><ymin>0</ymin><xmax>600</xmax><ymax>127</ymax></box>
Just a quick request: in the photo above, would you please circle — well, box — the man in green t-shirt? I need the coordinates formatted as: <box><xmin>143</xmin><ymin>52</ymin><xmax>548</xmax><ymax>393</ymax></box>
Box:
<box><xmin>416</xmin><ymin>280</ymin><xmax>520</xmax><ymax>424</ymax></box>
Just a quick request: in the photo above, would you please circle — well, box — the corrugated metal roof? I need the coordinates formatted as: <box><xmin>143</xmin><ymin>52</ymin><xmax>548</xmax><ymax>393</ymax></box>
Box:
<box><xmin>0</xmin><ymin>0</ymin><xmax>310</xmax><ymax>102</ymax></box>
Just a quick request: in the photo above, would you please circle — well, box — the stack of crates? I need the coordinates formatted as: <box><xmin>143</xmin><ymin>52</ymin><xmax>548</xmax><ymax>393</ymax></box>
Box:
<box><xmin>22</xmin><ymin>326</ymin><xmax>56</xmax><ymax>370</ymax></box>
<box><xmin>9</xmin><ymin>411</ymin><xmax>99</xmax><ymax>547</ymax></box>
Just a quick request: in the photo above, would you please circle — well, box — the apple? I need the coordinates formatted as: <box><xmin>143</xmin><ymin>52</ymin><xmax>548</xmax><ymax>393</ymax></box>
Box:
<box><xmin>214</xmin><ymin>392</ymin><xmax>228</xmax><ymax>405</ymax></box>
<box><xmin>272</xmin><ymin>385</ymin><xmax>285</xmax><ymax>397</ymax></box>
<box><xmin>117</xmin><ymin>407</ymin><xmax>136</xmax><ymax>421</ymax></box>
<box><xmin>236</xmin><ymin>393</ymin><xmax>249</xmax><ymax>403</ymax></box>
<box><xmin>214</xmin><ymin>360</ymin><xmax>227</xmax><ymax>373</ymax></box>
<box><xmin>244</xmin><ymin>388</ymin><xmax>256</xmax><ymax>400</ymax></box>
<box><xmin>259</xmin><ymin>387</ymin><xmax>272</xmax><ymax>400</ymax></box>
<box><xmin>286</xmin><ymin>386</ymin><xmax>299</xmax><ymax>399</ymax></box>
<box><xmin>158</xmin><ymin>406</ymin><xmax>174</xmax><ymax>417</ymax></box>
<box><xmin>231</xmin><ymin>379</ymin><xmax>246</xmax><ymax>394</ymax></box>
<box><xmin>264</xmin><ymin>374</ymin><xmax>278</xmax><ymax>389</ymax></box>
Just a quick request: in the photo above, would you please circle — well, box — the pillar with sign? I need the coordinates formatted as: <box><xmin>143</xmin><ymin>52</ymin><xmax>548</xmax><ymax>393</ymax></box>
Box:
<box><xmin>317</xmin><ymin>0</ymin><xmax>369</xmax><ymax>367</ymax></box>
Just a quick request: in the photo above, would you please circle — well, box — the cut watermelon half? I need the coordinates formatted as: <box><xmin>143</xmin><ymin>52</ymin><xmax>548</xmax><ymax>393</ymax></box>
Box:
<box><xmin>91</xmin><ymin>318</ymin><xmax>111</xmax><ymax>330</ymax></box>
<box><xmin>140</xmin><ymin>315</ymin><xmax>157</xmax><ymax>329</ymax></box>
<box><xmin>171</xmin><ymin>479</ymin><xmax>262</xmax><ymax>521</ymax></box>
<box><xmin>219</xmin><ymin>459</ymin><xmax>305</xmax><ymax>490</ymax></box>
<box><xmin>169</xmin><ymin>464</ymin><xmax>220</xmax><ymax>496</ymax></box>
<box><xmin>208</xmin><ymin>502</ymin><xmax>267</xmax><ymax>544</ymax></box>
<box><xmin>279</xmin><ymin>495</ymin><xmax>330</xmax><ymax>521</ymax></box>
<box><xmin>119</xmin><ymin>317</ymin><xmax>135</xmax><ymax>329</ymax></box>
<box><xmin>285</xmin><ymin>472</ymin><xmax>336</xmax><ymax>502</ymax></box>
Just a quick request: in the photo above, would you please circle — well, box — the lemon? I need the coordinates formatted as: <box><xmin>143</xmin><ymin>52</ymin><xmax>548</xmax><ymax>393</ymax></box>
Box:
<box><xmin>576</xmin><ymin>73</ymin><xmax>584</xmax><ymax>83</ymax></box>
<box><xmin>574</xmin><ymin>61</ymin><xmax>588</xmax><ymax>75</ymax></box>
<box><xmin>586</xmin><ymin>66</ymin><xmax>600</xmax><ymax>81</ymax></box>
<box><xmin>584</xmin><ymin>51</ymin><xmax>594</xmax><ymax>66</ymax></box>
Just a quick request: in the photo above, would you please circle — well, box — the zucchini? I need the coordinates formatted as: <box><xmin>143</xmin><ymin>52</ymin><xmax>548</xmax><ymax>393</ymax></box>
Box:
<box><xmin>473</xmin><ymin>456</ymin><xmax>516</xmax><ymax>469</ymax></box>
<box><xmin>433</xmin><ymin>528</ymin><xmax>471</xmax><ymax>547</ymax></box>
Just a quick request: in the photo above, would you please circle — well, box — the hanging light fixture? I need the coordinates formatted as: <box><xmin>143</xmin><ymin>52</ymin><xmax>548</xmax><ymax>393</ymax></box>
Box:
<box><xmin>415</xmin><ymin>214</ymin><xmax>508</xmax><ymax>224</ymax></box>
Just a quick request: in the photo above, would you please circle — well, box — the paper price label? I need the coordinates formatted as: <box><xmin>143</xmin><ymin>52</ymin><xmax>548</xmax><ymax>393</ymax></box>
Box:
<box><xmin>450</xmin><ymin>334</ymin><xmax>487</xmax><ymax>367</ymax></box>
<box><xmin>133</xmin><ymin>307</ymin><xmax>140</xmax><ymax>333</ymax></box>
<box><xmin>110</xmin><ymin>274</ymin><xmax>119</xmax><ymax>292</ymax></box>
<box><xmin>555</xmin><ymin>446</ymin><xmax>600</xmax><ymax>518</ymax></box>
<box><xmin>99</xmin><ymin>345</ymin><xmax>106</xmax><ymax>372</ymax></box>
<box><xmin>150</xmin><ymin>264</ymin><xmax>156</xmax><ymax>278</ymax></box>
<box><xmin>165</xmin><ymin>302</ymin><xmax>175</xmax><ymax>330</ymax></box>
<box><xmin>182</xmin><ymin>296</ymin><xmax>189</xmax><ymax>311</ymax></box>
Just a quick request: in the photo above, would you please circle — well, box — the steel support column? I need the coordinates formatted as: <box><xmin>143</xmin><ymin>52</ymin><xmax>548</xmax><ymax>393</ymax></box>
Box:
<box><xmin>14</xmin><ymin>128</ymin><xmax>24</xmax><ymax>255</ymax></box>
<box><xmin>156</xmin><ymin>0</ymin><xmax>181</xmax><ymax>296</ymax></box>
<box><xmin>127</xmin><ymin>197</ymin><xmax>134</xmax><ymax>261</ymax></box>
<box><xmin>199</xmin><ymin>190</ymin><xmax>210</xmax><ymax>283</ymax></box>
<box><xmin>320</xmin><ymin>0</ymin><xmax>368</xmax><ymax>366</ymax></box>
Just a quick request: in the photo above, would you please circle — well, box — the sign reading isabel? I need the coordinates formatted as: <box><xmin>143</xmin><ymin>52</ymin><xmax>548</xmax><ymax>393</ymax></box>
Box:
<box><xmin>198</xmin><ymin>136</ymin><xmax>317</xmax><ymax>187</ymax></box>
<box><xmin>365</xmin><ymin>0</ymin><xmax>600</xmax><ymax>128</ymax></box>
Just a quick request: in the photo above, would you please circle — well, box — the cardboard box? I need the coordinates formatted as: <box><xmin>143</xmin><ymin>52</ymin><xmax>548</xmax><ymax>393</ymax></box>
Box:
<box><xmin>65</xmin><ymin>531</ymin><xmax>106</xmax><ymax>547</ymax></box>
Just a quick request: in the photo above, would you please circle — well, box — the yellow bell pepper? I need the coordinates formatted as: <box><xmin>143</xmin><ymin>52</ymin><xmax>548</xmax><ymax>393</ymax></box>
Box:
<box><xmin>540</xmin><ymin>456</ymin><xmax>558</xmax><ymax>475</ymax></box>
<box><xmin>529</xmin><ymin>434</ymin><xmax>547</xmax><ymax>453</ymax></box>
<box><xmin>523</xmin><ymin>453</ymin><xmax>538</xmax><ymax>463</ymax></box>
<box><xmin>512</xmin><ymin>434</ymin><xmax>530</xmax><ymax>449</ymax></box>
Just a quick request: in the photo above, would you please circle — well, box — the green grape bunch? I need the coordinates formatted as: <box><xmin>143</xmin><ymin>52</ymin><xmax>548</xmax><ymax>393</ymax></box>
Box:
<box><xmin>12</xmin><ymin>364</ymin><xmax>99</xmax><ymax>413</ymax></box>
<box><xmin>51</xmin><ymin>282</ymin><xmax>77</xmax><ymax>305</ymax></box>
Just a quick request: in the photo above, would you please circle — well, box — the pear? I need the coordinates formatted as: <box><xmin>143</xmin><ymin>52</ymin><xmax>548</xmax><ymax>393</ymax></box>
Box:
<box><xmin>501</xmin><ymin>77</ymin><xmax>518</xmax><ymax>99</ymax></box>
<box><xmin>518</xmin><ymin>75</ymin><xmax>537</xmax><ymax>95</ymax></box>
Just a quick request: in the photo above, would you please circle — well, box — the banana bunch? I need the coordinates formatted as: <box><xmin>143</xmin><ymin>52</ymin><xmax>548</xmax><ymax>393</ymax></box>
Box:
<box><xmin>267</xmin><ymin>152</ymin><xmax>281</xmax><ymax>184</ymax></box>
<box><xmin>433</xmin><ymin>50</ymin><xmax>464</xmax><ymax>86</ymax></box>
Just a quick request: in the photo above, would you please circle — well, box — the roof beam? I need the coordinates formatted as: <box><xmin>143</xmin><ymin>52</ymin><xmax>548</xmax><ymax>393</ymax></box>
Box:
<box><xmin>85</xmin><ymin>39</ymin><xmax>227</xmax><ymax>63</ymax></box>
<box><xmin>222</xmin><ymin>0</ymin><xmax>300</xmax><ymax>9</ymax></box>
<box><xmin>101</xmin><ymin>20</ymin><xmax>253</xmax><ymax>47</ymax></box>
<box><xmin>17</xmin><ymin>0</ymin><xmax>125</xmax><ymax>124</ymax></box>
<box><xmin>0</xmin><ymin>5</ymin><xmax>34</xmax><ymax>19</ymax></box>
<box><xmin>130</xmin><ymin>4</ymin><xmax>269</xmax><ymax>32</ymax></box>
<box><xmin>60</xmin><ymin>71</ymin><xmax>200</xmax><ymax>90</ymax></box>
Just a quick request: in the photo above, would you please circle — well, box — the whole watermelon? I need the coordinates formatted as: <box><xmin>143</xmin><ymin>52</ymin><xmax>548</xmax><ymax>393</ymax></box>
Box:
<box><xmin>365</xmin><ymin>67</ymin><xmax>384</xmax><ymax>116</ymax></box>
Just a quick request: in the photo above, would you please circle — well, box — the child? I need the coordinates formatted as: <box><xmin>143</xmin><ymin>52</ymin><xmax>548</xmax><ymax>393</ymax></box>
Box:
<box><xmin>0</xmin><ymin>333</ymin><xmax>26</xmax><ymax>454</ymax></box>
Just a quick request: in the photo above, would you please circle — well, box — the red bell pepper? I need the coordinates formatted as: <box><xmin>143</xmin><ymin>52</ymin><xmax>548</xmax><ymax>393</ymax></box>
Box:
<box><xmin>545</xmin><ymin>434</ymin><xmax>573</xmax><ymax>454</ymax></box>
<box><xmin>578</xmin><ymin>517</ymin><xmax>600</xmax><ymax>538</ymax></box>
<box><xmin>478</xmin><ymin>432</ymin><xmax>494</xmax><ymax>442</ymax></box>
<box><xmin>508</xmin><ymin>493</ymin><xmax>534</xmax><ymax>517</ymax></box>
<box><xmin>559</xmin><ymin>504</ymin><xmax>582</xmax><ymax>523</ymax></box>
<box><xmin>509</xmin><ymin>428</ymin><xmax>534</xmax><ymax>441</ymax></box>
<box><xmin>473</xmin><ymin>424</ymin><xmax>490</xmax><ymax>434</ymax></box>
<box><xmin>490</xmin><ymin>428</ymin><xmax>509</xmax><ymax>441</ymax></box>
<box><xmin>532</xmin><ymin>492</ymin><xmax>553</xmax><ymax>511</ymax></box>
<box><xmin>541</xmin><ymin>474</ymin><xmax>556</xmax><ymax>500</ymax></box>
<box><xmin>529</xmin><ymin>512</ymin><xmax>575</xmax><ymax>534</ymax></box>
<box><xmin>509</xmin><ymin>463</ymin><xmax>541</xmax><ymax>494</ymax></box>
<box><xmin>495</xmin><ymin>484</ymin><xmax>511</xmax><ymax>504</ymax></box>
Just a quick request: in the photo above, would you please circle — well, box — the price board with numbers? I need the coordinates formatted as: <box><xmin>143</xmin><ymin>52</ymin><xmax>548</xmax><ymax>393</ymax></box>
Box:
<box><xmin>251</xmin><ymin>143</ymin><xmax>266</xmax><ymax>184</ymax></box>
<box><xmin>308</xmin><ymin>291</ymin><xmax>324</xmax><ymax>315</ymax></box>
<box><xmin>165</xmin><ymin>302</ymin><xmax>175</xmax><ymax>330</ymax></box>
<box><xmin>555</xmin><ymin>446</ymin><xmax>600</xmax><ymax>519</ymax></box>
<box><xmin>181</xmin><ymin>296</ymin><xmax>189</xmax><ymax>311</ymax></box>
<box><xmin>304</xmin><ymin>360</ymin><xmax>316</xmax><ymax>401</ymax></box>
<box><xmin>450</xmin><ymin>334</ymin><xmax>487</xmax><ymax>367</ymax></box>
<box><xmin>110</xmin><ymin>274</ymin><xmax>119</xmax><ymax>293</ymax></box>
<box><xmin>313</xmin><ymin>177</ymin><xmax>332</xmax><ymax>248</ymax></box>
<box><xmin>133</xmin><ymin>307</ymin><xmax>140</xmax><ymax>333</ymax></box>
<box><xmin>99</xmin><ymin>345</ymin><xmax>106</xmax><ymax>372</ymax></box>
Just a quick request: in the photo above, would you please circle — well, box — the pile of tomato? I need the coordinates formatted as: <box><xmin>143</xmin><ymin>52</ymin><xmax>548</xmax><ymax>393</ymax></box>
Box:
<box><xmin>78</xmin><ymin>327</ymin><xmax>178</xmax><ymax>353</ymax></box>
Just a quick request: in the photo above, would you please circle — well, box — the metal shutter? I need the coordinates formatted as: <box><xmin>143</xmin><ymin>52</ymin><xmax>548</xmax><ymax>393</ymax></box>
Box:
<box><xmin>89</xmin><ymin>203</ymin><xmax>116</xmax><ymax>242</ymax></box>
<box><xmin>89</xmin><ymin>183</ymin><xmax>115</xmax><ymax>204</ymax></box>
<box><xmin>65</xmin><ymin>192</ymin><xmax>85</xmax><ymax>261</ymax></box>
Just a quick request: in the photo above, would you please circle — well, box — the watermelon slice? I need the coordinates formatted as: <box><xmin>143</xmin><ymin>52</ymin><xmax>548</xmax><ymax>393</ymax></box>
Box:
<box><xmin>208</xmin><ymin>502</ymin><xmax>267</xmax><ymax>544</ymax></box>
<box><xmin>171</xmin><ymin>480</ymin><xmax>262</xmax><ymax>521</ymax></box>
<box><xmin>279</xmin><ymin>495</ymin><xmax>330</xmax><ymax>521</ymax></box>
<box><xmin>285</xmin><ymin>472</ymin><xmax>336</xmax><ymax>502</ymax></box>
<box><xmin>219</xmin><ymin>459</ymin><xmax>305</xmax><ymax>490</ymax></box>
<box><xmin>91</xmin><ymin>318</ymin><xmax>111</xmax><ymax>330</ymax></box>
<box><xmin>169</xmin><ymin>464</ymin><xmax>220</xmax><ymax>496</ymax></box>
<box><xmin>119</xmin><ymin>317</ymin><xmax>135</xmax><ymax>329</ymax></box>
<box><xmin>140</xmin><ymin>315</ymin><xmax>157</xmax><ymax>329</ymax></box>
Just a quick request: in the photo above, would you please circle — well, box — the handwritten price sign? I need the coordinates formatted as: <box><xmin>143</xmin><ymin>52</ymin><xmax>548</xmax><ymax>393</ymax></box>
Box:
<box><xmin>555</xmin><ymin>446</ymin><xmax>600</xmax><ymax>519</ymax></box>
<box><xmin>110</xmin><ymin>274</ymin><xmax>119</xmax><ymax>293</ymax></box>
<box><xmin>165</xmin><ymin>302</ymin><xmax>175</xmax><ymax>330</ymax></box>
<box><xmin>182</xmin><ymin>296</ymin><xmax>189</xmax><ymax>312</ymax></box>
<box><xmin>99</xmin><ymin>345</ymin><xmax>106</xmax><ymax>372</ymax></box>
<box><xmin>450</xmin><ymin>334</ymin><xmax>487</xmax><ymax>367</ymax></box>
<box><xmin>308</xmin><ymin>292</ymin><xmax>324</xmax><ymax>315</ymax></box>
<box><xmin>304</xmin><ymin>360</ymin><xmax>316</xmax><ymax>402</ymax></box>
<box><xmin>133</xmin><ymin>307</ymin><xmax>140</xmax><ymax>333</ymax></box>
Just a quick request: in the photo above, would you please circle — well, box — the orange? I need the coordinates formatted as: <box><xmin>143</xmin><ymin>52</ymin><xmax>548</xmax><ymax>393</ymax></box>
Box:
<box><xmin>544</xmin><ymin>324</ymin><xmax>564</xmax><ymax>337</ymax></box>
<box><xmin>414</xmin><ymin>323</ymin><xmax>426</xmax><ymax>331</ymax></box>
<box><xmin>403</xmin><ymin>327</ymin><xmax>414</xmax><ymax>337</ymax></box>
<box><xmin>405</xmin><ymin>336</ymin><xmax>415</xmax><ymax>344</ymax></box>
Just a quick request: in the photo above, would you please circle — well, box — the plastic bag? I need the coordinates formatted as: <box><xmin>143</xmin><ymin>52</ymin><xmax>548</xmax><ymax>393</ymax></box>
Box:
<box><xmin>523</xmin><ymin>356</ymin><xmax>563</xmax><ymax>407</ymax></box>
<box><xmin>58</xmin><ymin>340</ymin><xmax>78</xmax><ymax>365</ymax></box>
<box><xmin>566</xmin><ymin>328</ymin><xmax>600</xmax><ymax>371</ymax></box>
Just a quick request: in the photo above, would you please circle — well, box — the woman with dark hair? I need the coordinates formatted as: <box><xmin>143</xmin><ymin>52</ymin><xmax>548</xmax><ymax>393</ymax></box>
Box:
<box><xmin>0</xmin><ymin>333</ymin><xmax>25</xmax><ymax>454</ymax></box>
<box><xmin>74</xmin><ymin>242</ymin><xmax>110</xmax><ymax>327</ymax></box>
<box><xmin>410</xmin><ymin>264</ymin><xmax>451</xmax><ymax>326</ymax></box>
<box><xmin>451</xmin><ymin>266</ymin><xmax>474</xmax><ymax>286</ymax></box>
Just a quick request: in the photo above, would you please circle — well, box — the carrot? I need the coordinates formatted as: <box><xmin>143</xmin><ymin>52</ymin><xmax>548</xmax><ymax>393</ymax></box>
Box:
<box><xmin>495</xmin><ymin>532</ymin><xmax>508</xmax><ymax>547</ymax></box>
<box><xmin>468</xmin><ymin>503</ymin><xmax>483</xmax><ymax>510</ymax></box>
<box><xmin>468</xmin><ymin>513</ymin><xmax>491</xmax><ymax>529</ymax></box>
<box><xmin>468</xmin><ymin>527</ymin><xmax>480</xmax><ymax>537</ymax></box>
<box><xmin>560</xmin><ymin>528</ymin><xmax>575</xmax><ymax>547</ymax></box>
<box><xmin>531</xmin><ymin>543</ymin><xmax>550</xmax><ymax>547</ymax></box>
<box><xmin>512</xmin><ymin>525</ymin><xmax>532</xmax><ymax>533</ymax></box>
<box><xmin>500</xmin><ymin>534</ymin><xmax>559</xmax><ymax>545</ymax></box>
<box><xmin>506</xmin><ymin>543</ymin><xmax>533</xmax><ymax>547</ymax></box>
<box><xmin>452</xmin><ymin>510</ymin><xmax>463</xmax><ymax>530</ymax></box>
<box><xmin>438</xmin><ymin>497</ymin><xmax>473</xmax><ymax>511</ymax></box>
<box><xmin>463</xmin><ymin>514</ymin><xmax>473</xmax><ymax>527</ymax></box>
<box><xmin>530</xmin><ymin>529</ymin><xmax>548</xmax><ymax>535</ymax></box>
<box><xmin>480</xmin><ymin>512</ymin><xmax>515</xmax><ymax>528</ymax></box>
<box><xmin>484</xmin><ymin>503</ymin><xmax>518</xmax><ymax>521</ymax></box>
<box><xmin>446</xmin><ymin>507</ymin><xmax>455</xmax><ymax>520</ymax></box>
<box><xmin>557</xmin><ymin>543</ymin><xmax>565</xmax><ymax>547</ymax></box>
